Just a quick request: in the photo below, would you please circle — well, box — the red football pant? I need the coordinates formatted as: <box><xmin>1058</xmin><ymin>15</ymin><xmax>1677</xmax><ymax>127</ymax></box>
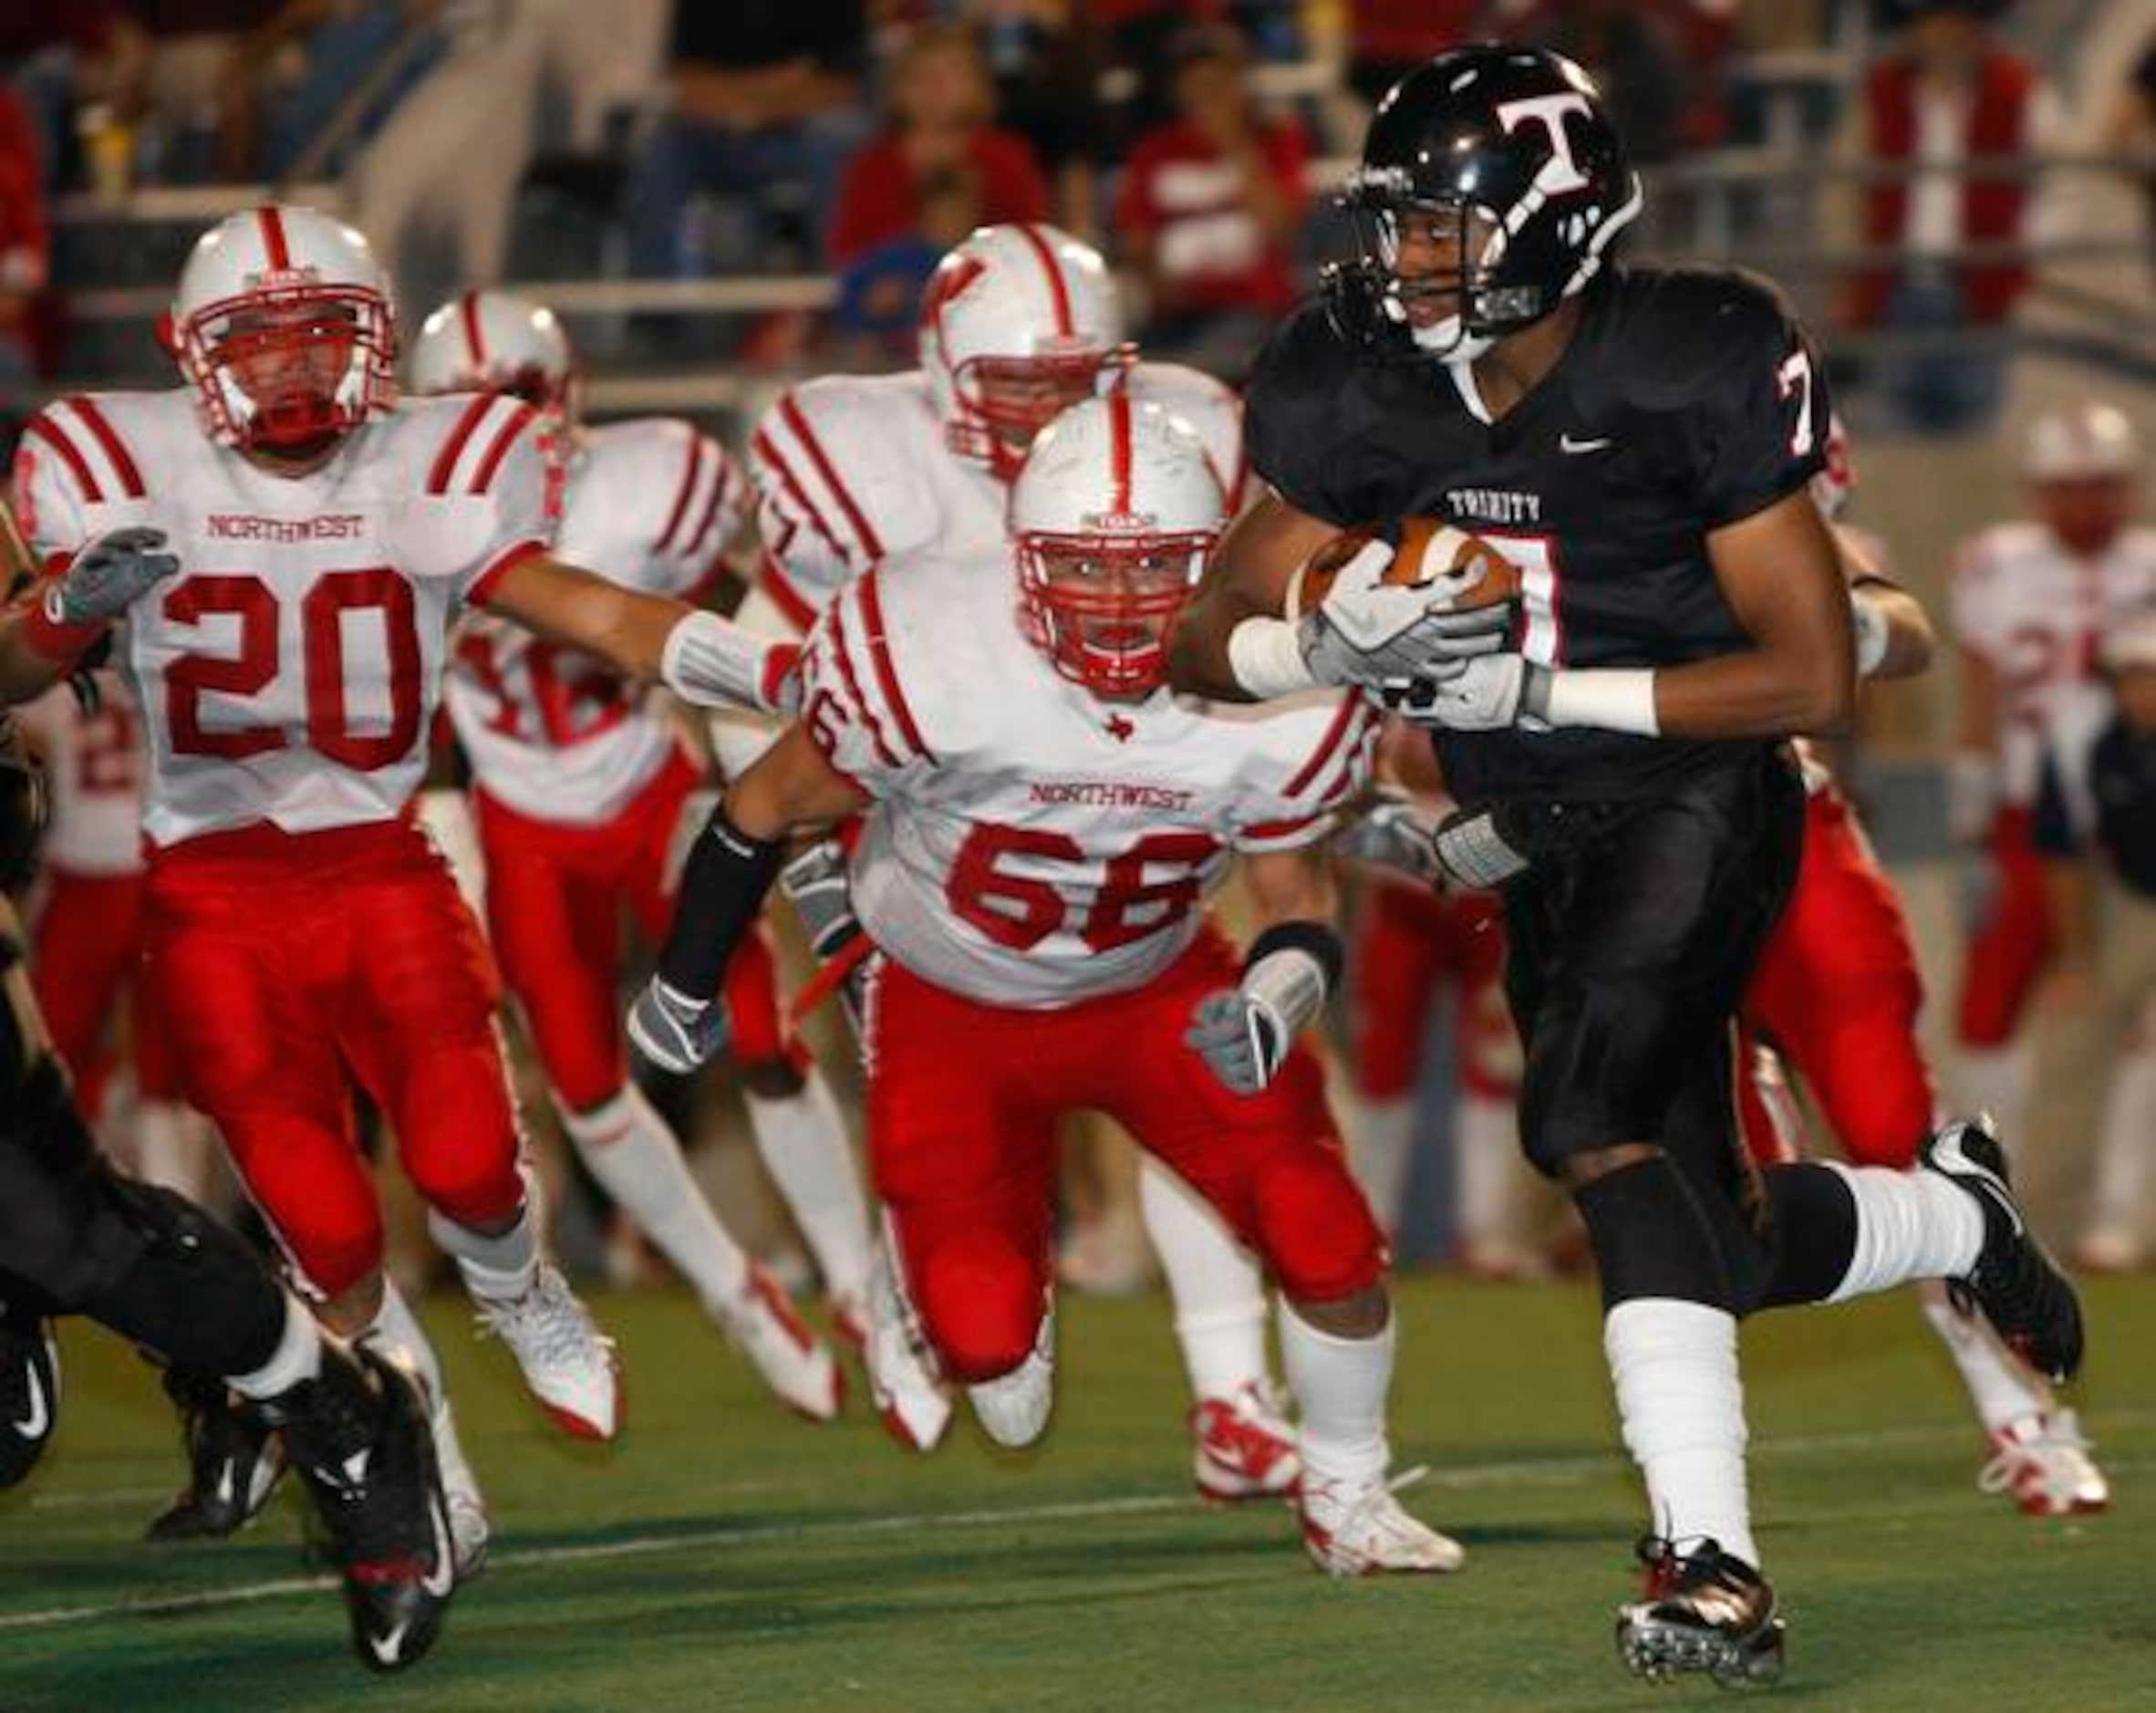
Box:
<box><xmin>30</xmin><ymin>867</ymin><xmax>177</xmax><ymax>1118</ymax></box>
<box><xmin>474</xmin><ymin>748</ymin><xmax>806</xmax><ymax>1115</ymax></box>
<box><xmin>1742</xmin><ymin>787</ymin><xmax>1935</xmax><ymax>1168</ymax></box>
<box><xmin>1956</xmin><ymin>805</ymin><xmax>2053</xmax><ymax>1049</ymax></box>
<box><xmin>1351</xmin><ymin>881</ymin><xmax>1515</xmax><ymax>1102</ymax></box>
<box><xmin>867</xmin><ymin>926</ymin><xmax>1385</xmax><ymax>1384</ymax></box>
<box><xmin>143</xmin><ymin>820</ymin><xmax>525</xmax><ymax>1296</ymax></box>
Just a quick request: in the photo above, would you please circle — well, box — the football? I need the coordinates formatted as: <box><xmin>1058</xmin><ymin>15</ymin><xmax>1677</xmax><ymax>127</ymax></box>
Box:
<box><xmin>1285</xmin><ymin>517</ymin><xmax>1525</xmax><ymax>622</ymax></box>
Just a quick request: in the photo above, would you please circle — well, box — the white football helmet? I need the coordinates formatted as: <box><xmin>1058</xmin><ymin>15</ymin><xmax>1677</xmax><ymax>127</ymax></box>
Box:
<box><xmin>2025</xmin><ymin>400</ymin><xmax>2140</xmax><ymax>483</ymax></box>
<box><xmin>917</xmin><ymin>223</ymin><xmax>1132</xmax><ymax>482</ymax></box>
<box><xmin>171</xmin><ymin>204</ymin><xmax>396</xmax><ymax>453</ymax></box>
<box><xmin>409</xmin><ymin>288</ymin><xmax>575</xmax><ymax>420</ymax></box>
<box><xmin>1010</xmin><ymin>394</ymin><xmax>1225</xmax><ymax>700</ymax></box>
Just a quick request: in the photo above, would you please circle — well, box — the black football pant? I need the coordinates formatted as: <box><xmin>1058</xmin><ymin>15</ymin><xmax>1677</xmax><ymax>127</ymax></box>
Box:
<box><xmin>0</xmin><ymin>896</ymin><xmax>285</xmax><ymax>1377</ymax></box>
<box><xmin>1500</xmin><ymin>749</ymin><xmax>1860</xmax><ymax>1315</ymax></box>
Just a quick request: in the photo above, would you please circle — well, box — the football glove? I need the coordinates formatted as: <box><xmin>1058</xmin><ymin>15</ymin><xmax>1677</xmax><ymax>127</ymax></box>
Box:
<box><xmin>1185</xmin><ymin>922</ymin><xmax>1342</xmax><ymax>1095</ymax></box>
<box><xmin>1296</xmin><ymin>540</ymin><xmax>1512</xmax><ymax>689</ymax></box>
<box><xmin>49</xmin><ymin>526</ymin><xmax>179</xmax><ymax>626</ymax></box>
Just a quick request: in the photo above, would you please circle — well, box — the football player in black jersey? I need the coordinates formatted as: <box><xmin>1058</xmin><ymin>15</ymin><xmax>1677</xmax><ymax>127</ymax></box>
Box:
<box><xmin>1170</xmin><ymin>45</ymin><xmax>2086</xmax><ymax>1687</ymax></box>
<box><xmin>0</xmin><ymin>522</ymin><xmax>458</xmax><ymax>1672</ymax></box>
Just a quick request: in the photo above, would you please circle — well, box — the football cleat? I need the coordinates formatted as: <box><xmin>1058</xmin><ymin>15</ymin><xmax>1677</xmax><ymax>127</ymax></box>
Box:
<box><xmin>474</xmin><ymin>1263</ymin><xmax>622</xmax><ymax>1439</ymax></box>
<box><xmin>626</xmin><ymin>978</ymin><xmax>731</xmax><ymax>1075</ymax></box>
<box><xmin>711</xmin><ymin>1261</ymin><xmax>844</xmax><ymax>1422</ymax></box>
<box><xmin>1297</xmin><ymin>1468</ymin><xmax>1465</xmax><ymax>1576</ymax></box>
<box><xmin>423</xmin><ymin>1396</ymin><xmax>490</xmax><ymax>1580</ymax></box>
<box><xmin>145</xmin><ymin>1365</ymin><xmax>287</xmax><ymax>1541</ymax></box>
<box><xmin>967</xmin><ymin>1305</ymin><xmax>1055</xmax><ymax>1449</ymax></box>
<box><xmin>1978</xmin><ymin>1409</ymin><xmax>2111</xmax><ymax>1518</ymax></box>
<box><xmin>0</xmin><ymin>1301</ymin><xmax>57</xmax><ymax>1490</ymax></box>
<box><xmin>841</xmin><ymin>1247</ymin><xmax>954</xmax><ymax>1452</ymax></box>
<box><xmin>1191</xmin><ymin>1382</ymin><xmax>1301</xmax><ymax>1502</ymax></box>
<box><xmin>271</xmin><ymin>1345</ymin><xmax>456</xmax><ymax>1673</ymax></box>
<box><xmin>1616</xmin><ymin>1535</ymin><xmax>1785</xmax><ymax>1688</ymax></box>
<box><xmin>1923</xmin><ymin>1117</ymin><xmax>2085</xmax><ymax>1382</ymax></box>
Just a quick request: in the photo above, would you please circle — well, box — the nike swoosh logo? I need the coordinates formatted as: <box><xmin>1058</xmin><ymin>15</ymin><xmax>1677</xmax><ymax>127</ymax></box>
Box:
<box><xmin>214</xmin><ymin>1463</ymin><xmax>234</xmax><ymax>1509</ymax></box>
<box><xmin>369</xmin><ymin>1618</ymin><xmax>409</xmax><ymax>1666</ymax></box>
<box><xmin>1560</xmin><ymin>434</ymin><xmax>1612</xmax><ymax>454</ymax></box>
<box><xmin>421</xmin><ymin>1495</ymin><xmax>455</xmax><ymax>1596</ymax></box>
<box><xmin>1933</xmin><ymin>1132</ymin><xmax>2023</xmax><ymax>1237</ymax></box>
<box><xmin>13</xmin><ymin>1362</ymin><xmax>47</xmax><ymax>1439</ymax></box>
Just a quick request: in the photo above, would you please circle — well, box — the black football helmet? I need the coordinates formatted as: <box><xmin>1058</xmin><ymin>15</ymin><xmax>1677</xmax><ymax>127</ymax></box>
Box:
<box><xmin>1324</xmin><ymin>45</ymin><xmax>1642</xmax><ymax>362</ymax></box>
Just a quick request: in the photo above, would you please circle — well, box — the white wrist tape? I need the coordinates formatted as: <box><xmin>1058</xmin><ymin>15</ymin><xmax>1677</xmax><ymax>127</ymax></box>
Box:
<box><xmin>1541</xmin><ymin>668</ymin><xmax>1660</xmax><ymax>737</ymax></box>
<box><xmin>1850</xmin><ymin>590</ymin><xmax>1891</xmax><ymax>678</ymax></box>
<box><xmin>1242</xmin><ymin>946</ymin><xmax>1330</xmax><ymax>1042</ymax></box>
<box><xmin>661</xmin><ymin>610</ymin><xmax>790</xmax><ymax>712</ymax></box>
<box><xmin>1228</xmin><ymin>615</ymin><xmax>1318</xmax><ymax>699</ymax></box>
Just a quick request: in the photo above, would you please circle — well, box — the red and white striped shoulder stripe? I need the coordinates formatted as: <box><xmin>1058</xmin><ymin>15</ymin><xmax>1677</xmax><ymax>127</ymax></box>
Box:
<box><xmin>427</xmin><ymin>394</ymin><xmax>537</xmax><ymax>498</ymax></box>
<box><xmin>24</xmin><ymin>398</ymin><xmax>149</xmax><ymax>506</ymax></box>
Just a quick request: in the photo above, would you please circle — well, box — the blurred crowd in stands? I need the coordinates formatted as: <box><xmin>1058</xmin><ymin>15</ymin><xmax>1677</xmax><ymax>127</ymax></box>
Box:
<box><xmin>4</xmin><ymin>0</ymin><xmax>2153</xmax><ymax>431</ymax></box>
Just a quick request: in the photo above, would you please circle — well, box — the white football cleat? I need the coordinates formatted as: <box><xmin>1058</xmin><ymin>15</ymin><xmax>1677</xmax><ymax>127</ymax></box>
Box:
<box><xmin>838</xmin><ymin>1250</ymin><xmax>953</xmax><ymax>1452</ymax></box>
<box><xmin>711</xmin><ymin>1261</ymin><xmax>843</xmax><ymax>1422</ymax></box>
<box><xmin>967</xmin><ymin>1306</ymin><xmax>1055</xmax><ymax>1449</ymax></box>
<box><xmin>1191</xmin><ymin>1382</ymin><xmax>1301</xmax><ymax>1502</ymax></box>
<box><xmin>423</xmin><ymin>1396</ymin><xmax>489</xmax><ymax>1580</ymax></box>
<box><xmin>1978</xmin><ymin>1409</ymin><xmax>2111</xmax><ymax>1517</ymax></box>
<box><xmin>475</xmin><ymin>1263</ymin><xmax>622</xmax><ymax>1440</ymax></box>
<box><xmin>1297</xmin><ymin>1469</ymin><xmax>1466</xmax><ymax>1576</ymax></box>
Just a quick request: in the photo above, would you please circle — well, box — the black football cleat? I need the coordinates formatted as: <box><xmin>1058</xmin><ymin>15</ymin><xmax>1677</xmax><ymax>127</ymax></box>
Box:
<box><xmin>145</xmin><ymin>1365</ymin><xmax>286</xmax><ymax>1541</ymax></box>
<box><xmin>1923</xmin><ymin>1117</ymin><xmax>2085</xmax><ymax>1383</ymax></box>
<box><xmin>0</xmin><ymin>1299</ymin><xmax>57</xmax><ymax>1490</ymax></box>
<box><xmin>269</xmin><ymin>1344</ymin><xmax>455</xmax><ymax>1673</ymax></box>
<box><xmin>1616</xmin><ymin>1535</ymin><xmax>1786</xmax><ymax>1688</ymax></box>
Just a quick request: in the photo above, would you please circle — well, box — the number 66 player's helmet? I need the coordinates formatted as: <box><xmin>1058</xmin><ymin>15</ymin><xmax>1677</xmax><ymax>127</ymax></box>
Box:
<box><xmin>1326</xmin><ymin>46</ymin><xmax>1642</xmax><ymax>364</ymax></box>
<box><xmin>1011</xmin><ymin>395</ymin><xmax>1225</xmax><ymax>701</ymax></box>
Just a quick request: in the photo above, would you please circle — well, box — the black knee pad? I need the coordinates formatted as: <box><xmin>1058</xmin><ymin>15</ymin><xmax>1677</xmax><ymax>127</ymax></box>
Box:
<box><xmin>78</xmin><ymin>1182</ymin><xmax>288</xmax><ymax>1380</ymax></box>
<box><xmin>0</xmin><ymin>1059</ymin><xmax>143</xmax><ymax>1303</ymax></box>
<box><xmin>1573</xmin><ymin>1155</ymin><xmax>1736</xmax><ymax>1314</ymax></box>
<box><xmin>1757</xmin><ymin>1162</ymin><xmax>1861</xmax><ymax>1309</ymax></box>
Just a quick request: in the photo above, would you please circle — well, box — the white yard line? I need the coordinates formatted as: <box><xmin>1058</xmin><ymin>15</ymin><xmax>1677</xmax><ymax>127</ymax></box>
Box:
<box><xmin>3</xmin><ymin>1410</ymin><xmax>2147</xmax><ymax>1638</ymax></box>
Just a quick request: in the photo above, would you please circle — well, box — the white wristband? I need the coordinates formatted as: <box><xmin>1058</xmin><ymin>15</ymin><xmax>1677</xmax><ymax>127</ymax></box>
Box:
<box><xmin>660</xmin><ymin>609</ymin><xmax>788</xmax><ymax>712</ymax></box>
<box><xmin>1228</xmin><ymin>615</ymin><xmax>1317</xmax><ymax>699</ymax></box>
<box><xmin>1243</xmin><ymin>947</ymin><xmax>1329</xmax><ymax>1040</ymax></box>
<box><xmin>1541</xmin><ymin>668</ymin><xmax>1660</xmax><ymax>737</ymax></box>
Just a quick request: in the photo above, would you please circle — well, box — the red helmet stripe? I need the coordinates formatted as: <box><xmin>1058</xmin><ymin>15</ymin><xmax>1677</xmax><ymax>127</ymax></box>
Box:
<box><xmin>1013</xmin><ymin>225</ymin><xmax>1074</xmax><ymax>338</ymax></box>
<box><xmin>1109</xmin><ymin>391</ymin><xmax>1134</xmax><ymax>516</ymax></box>
<box><xmin>460</xmin><ymin>291</ymin><xmax>489</xmax><ymax>369</ymax></box>
<box><xmin>255</xmin><ymin>206</ymin><xmax>292</xmax><ymax>272</ymax></box>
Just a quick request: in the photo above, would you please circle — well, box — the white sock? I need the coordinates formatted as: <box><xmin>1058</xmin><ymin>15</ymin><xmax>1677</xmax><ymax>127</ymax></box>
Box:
<box><xmin>133</xmin><ymin>1101</ymin><xmax>207</xmax><ymax>1203</ymax></box>
<box><xmin>1954</xmin><ymin>1044</ymin><xmax>2027</xmax><ymax>1139</ymax></box>
<box><xmin>2083</xmin><ymin>1048</ymin><xmax>2156</xmax><ymax>1250</ymax></box>
<box><xmin>1280</xmin><ymin>1298</ymin><xmax>1391</xmax><ymax>1489</ymax></box>
<box><xmin>227</xmin><ymin>1294</ymin><xmax>324</xmax><ymax>1400</ymax></box>
<box><xmin>744</xmin><ymin>1074</ymin><xmax>874</xmax><ymax>1303</ymax></box>
<box><xmin>430</xmin><ymin>1174</ymin><xmax>541</xmax><ymax>1303</ymax></box>
<box><xmin>1822</xmin><ymin>1162</ymin><xmax>1985</xmax><ymax>1303</ymax></box>
<box><xmin>1917</xmin><ymin>1279</ymin><xmax>2049</xmax><ymax>1433</ymax></box>
<box><xmin>1455</xmin><ymin>1091</ymin><xmax>1526</xmax><ymax>1248</ymax></box>
<box><xmin>1604</xmin><ymin>1299</ymin><xmax>1757</xmax><ymax>1567</ymax></box>
<box><xmin>1139</xmin><ymin>1159</ymin><xmax>1271</xmax><ymax>1403</ymax></box>
<box><xmin>364</xmin><ymin>1281</ymin><xmax>481</xmax><ymax>1496</ymax></box>
<box><xmin>560</xmin><ymin>1086</ymin><xmax>750</xmax><ymax>1307</ymax></box>
<box><xmin>1346</xmin><ymin>1096</ymin><xmax>1416</xmax><ymax>1236</ymax></box>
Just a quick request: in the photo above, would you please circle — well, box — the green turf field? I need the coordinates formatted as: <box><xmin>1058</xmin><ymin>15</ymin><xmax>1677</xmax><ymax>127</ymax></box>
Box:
<box><xmin>1</xmin><ymin>1275</ymin><xmax>2149</xmax><ymax>1712</ymax></box>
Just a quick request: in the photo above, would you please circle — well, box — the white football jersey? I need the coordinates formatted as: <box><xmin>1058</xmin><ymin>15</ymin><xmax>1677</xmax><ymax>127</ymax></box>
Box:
<box><xmin>447</xmin><ymin>418</ymin><xmax>743</xmax><ymax>823</ymax></box>
<box><xmin>1951</xmin><ymin>522</ymin><xmax>2156</xmax><ymax>805</ymax></box>
<box><xmin>16</xmin><ymin>672</ymin><xmax>145</xmax><ymax>875</ymax></box>
<box><xmin>750</xmin><ymin>362</ymin><xmax>1246</xmax><ymax>630</ymax></box>
<box><xmin>15</xmin><ymin>389</ymin><xmax>554</xmax><ymax>850</ymax></box>
<box><xmin>802</xmin><ymin>547</ymin><xmax>1374</xmax><ymax>1009</ymax></box>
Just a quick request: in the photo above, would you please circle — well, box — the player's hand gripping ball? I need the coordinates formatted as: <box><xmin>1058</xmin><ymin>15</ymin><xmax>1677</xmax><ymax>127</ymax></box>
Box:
<box><xmin>1287</xmin><ymin>518</ymin><xmax>1523</xmax><ymax>689</ymax></box>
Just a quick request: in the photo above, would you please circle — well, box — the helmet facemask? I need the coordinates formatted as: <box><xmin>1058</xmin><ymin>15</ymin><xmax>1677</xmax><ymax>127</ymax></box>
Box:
<box><xmin>1017</xmin><ymin>527</ymin><xmax>1215</xmax><ymax>701</ymax></box>
<box><xmin>1342</xmin><ymin>188</ymin><xmax>1531</xmax><ymax>364</ymax></box>
<box><xmin>181</xmin><ymin>284</ymin><xmax>394</xmax><ymax>456</ymax></box>
<box><xmin>948</xmin><ymin>348</ymin><xmax>1129</xmax><ymax>481</ymax></box>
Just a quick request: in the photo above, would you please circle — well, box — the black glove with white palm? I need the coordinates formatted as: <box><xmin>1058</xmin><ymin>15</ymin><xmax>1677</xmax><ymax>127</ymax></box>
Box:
<box><xmin>1186</xmin><ymin>921</ymin><xmax>1343</xmax><ymax>1095</ymax></box>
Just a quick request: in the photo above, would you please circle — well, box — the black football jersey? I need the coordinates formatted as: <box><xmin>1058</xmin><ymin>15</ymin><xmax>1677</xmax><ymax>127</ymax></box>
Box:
<box><xmin>1246</xmin><ymin>265</ymin><xmax>1829</xmax><ymax>805</ymax></box>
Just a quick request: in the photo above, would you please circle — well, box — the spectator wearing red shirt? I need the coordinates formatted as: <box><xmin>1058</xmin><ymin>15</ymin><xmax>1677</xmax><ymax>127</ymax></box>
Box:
<box><xmin>827</xmin><ymin>24</ymin><xmax>1050</xmax><ymax>354</ymax></box>
<box><xmin>829</xmin><ymin>24</ymin><xmax>1050</xmax><ymax>266</ymax></box>
<box><xmin>1114</xmin><ymin>23</ymin><xmax>1306</xmax><ymax>379</ymax></box>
